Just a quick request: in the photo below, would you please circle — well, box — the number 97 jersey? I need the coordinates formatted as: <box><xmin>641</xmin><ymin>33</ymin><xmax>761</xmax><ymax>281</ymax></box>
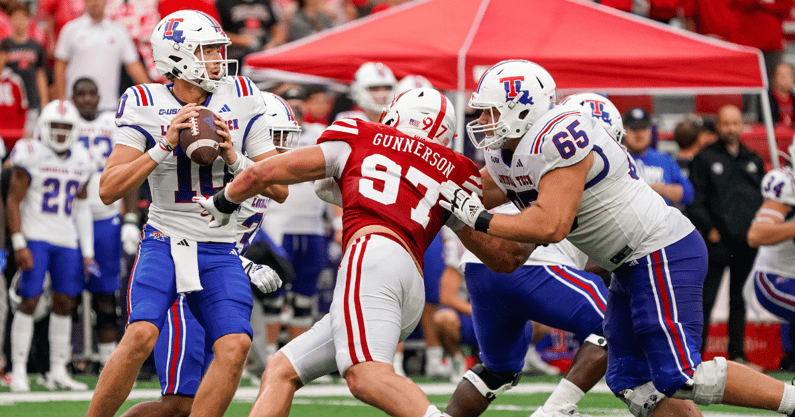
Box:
<box><xmin>318</xmin><ymin>118</ymin><xmax>480</xmax><ymax>269</ymax></box>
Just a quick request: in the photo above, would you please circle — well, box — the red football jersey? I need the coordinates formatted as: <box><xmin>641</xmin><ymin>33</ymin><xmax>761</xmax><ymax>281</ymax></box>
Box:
<box><xmin>318</xmin><ymin>118</ymin><xmax>480</xmax><ymax>269</ymax></box>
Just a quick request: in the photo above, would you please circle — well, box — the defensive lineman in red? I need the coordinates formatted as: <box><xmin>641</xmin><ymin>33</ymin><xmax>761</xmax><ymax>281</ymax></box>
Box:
<box><xmin>195</xmin><ymin>88</ymin><xmax>524</xmax><ymax>417</ymax></box>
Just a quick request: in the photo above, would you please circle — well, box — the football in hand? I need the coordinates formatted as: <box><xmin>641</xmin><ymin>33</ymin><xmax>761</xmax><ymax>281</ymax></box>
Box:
<box><xmin>179</xmin><ymin>107</ymin><xmax>223</xmax><ymax>166</ymax></box>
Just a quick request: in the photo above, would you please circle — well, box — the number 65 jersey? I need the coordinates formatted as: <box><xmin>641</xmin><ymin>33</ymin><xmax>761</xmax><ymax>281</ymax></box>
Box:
<box><xmin>114</xmin><ymin>77</ymin><xmax>275</xmax><ymax>242</ymax></box>
<box><xmin>9</xmin><ymin>139</ymin><xmax>93</xmax><ymax>248</ymax></box>
<box><xmin>318</xmin><ymin>118</ymin><xmax>481</xmax><ymax>269</ymax></box>
<box><xmin>488</xmin><ymin>105</ymin><xmax>694</xmax><ymax>271</ymax></box>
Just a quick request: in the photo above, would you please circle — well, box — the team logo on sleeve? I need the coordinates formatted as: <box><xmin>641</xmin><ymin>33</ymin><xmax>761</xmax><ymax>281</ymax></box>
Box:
<box><xmin>499</xmin><ymin>76</ymin><xmax>533</xmax><ymax>105</ymax></box>
<box><xmin>163</xmin><ymin>18</ymin><xmax>185</xmax><ymax>43</ymax></box>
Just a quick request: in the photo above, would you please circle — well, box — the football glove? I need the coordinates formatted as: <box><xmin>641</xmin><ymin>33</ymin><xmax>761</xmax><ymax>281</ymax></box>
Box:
<box><xmin>243</xmin><ymin>259</ymin><xmax>283</xmax><ymax>293</ymax></box>
<box><xmin>121</xmin><ymin>216</ymin><xmax>141</xmax><ymax>255</ymax></box>
<box><xmin>439</xmin><ymin>180</ymin><xmax>493</xmax><ymax>233</ymax></box>
<box><xmin>193</xmin><ymin>189</ymin><xmax>239</xmax><ymax>228</ymax></box>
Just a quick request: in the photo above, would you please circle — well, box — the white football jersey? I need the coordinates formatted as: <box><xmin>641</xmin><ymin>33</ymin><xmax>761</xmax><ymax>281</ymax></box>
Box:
<box><xmin>78</xmin><ymin>111</ymin><xmax>120</xmax><ymax>220</ymax></box>
<box><xmin>486</xmin><ymin>106</ymin><xmax>694</xmax><ymax>270</ymax></box>
<box><xmin>9</xmin><ymin>139</ymin><xmax>93</xmax><ymax>248</ymax></box>
<box><xmin>263</xmin><ymin>123</ymin><xmax>329</xmax><ymax>242</ymax></box>
<box><xmin>752</xmin><ymin>167</ymin><xmax>795</xmax><ymax>278</ymax></box>
<box><xmin>460</xmin><ymin>203</ymin><xmax>589</xmax><ymax>270</ymax></box>
<box><xmin>114</xmin><ymin>77</ymin><xmax>275</xmax><ymax>242</ymax></box>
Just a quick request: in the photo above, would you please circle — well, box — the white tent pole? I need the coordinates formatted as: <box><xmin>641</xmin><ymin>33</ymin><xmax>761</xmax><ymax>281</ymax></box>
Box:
<box><xmin>455</xmin><ymin>91</ymin><xmax>467</xmax><ymax>153</ymax></box>
<box><xmin>758</xmin><ymin>90</ymin><xmax>779</xmax><ymax>169</ymax></box>
<box><xmin>455</xmin><ymin>0</ymin><xmax>491</xmax><ymax>154</ymax></box>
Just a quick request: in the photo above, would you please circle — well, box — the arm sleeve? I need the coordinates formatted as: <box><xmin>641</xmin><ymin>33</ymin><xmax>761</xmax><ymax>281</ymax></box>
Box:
<box><xmin>317</xmin><ymin>141</ymin><xmax>352</xmax><ymax>179</ymax></box>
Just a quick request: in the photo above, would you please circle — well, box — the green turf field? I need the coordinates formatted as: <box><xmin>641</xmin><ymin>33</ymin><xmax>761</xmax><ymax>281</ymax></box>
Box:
<box><xmin>0</xmin><ymin>373</ymin><xmax>789</xmax><ymax>416</ymax></box>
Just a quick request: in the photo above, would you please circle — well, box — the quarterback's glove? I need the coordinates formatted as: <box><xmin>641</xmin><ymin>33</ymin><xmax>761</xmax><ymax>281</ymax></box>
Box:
<box><xmin>314</xmin><ymin>177</ymin><xmax>343</xmax><ymax>207</ymax></box>
<box><xmin>243</xmin><ymin>259</ymin><xmax>283</xmax><ymax>293</ymax></box>
<box><xmin>193</xmin><ymin>189</ymin><xmax>240</xmax><ymax>228</ymax></box>
<box><xmin>121</xmin><ymin>214</ymin><xmax>141</xmax><ymax>255</ymax></box>
<box><xmin>439</xmin><ymin>180</ymin><xmax>493</xmax><ymax>233</ymax></box>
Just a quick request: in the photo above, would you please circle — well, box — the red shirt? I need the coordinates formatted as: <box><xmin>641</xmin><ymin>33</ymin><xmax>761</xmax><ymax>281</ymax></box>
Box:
<box><xmin>318</xmin><ymin>119</ymin><xmax>480</xmax><ymax>268</ymax></box>
<box><xmin>774</xmin><ymin>90</ymin><xmax>794</xmax><ymax>127</ymax></box>
<box><xmin>731</xmin><ymin>0</ymin><xmax>792</xmax><ymax>51</ymax></box>
<box><xmin>0</xmin><ymin>67</ymin><xmax>28</xmax><ymax>149</ymax></box>
<box><xmin>35</xmin><ymin>0</ymin><xmax>84</xmax><ymax>36</ymax></box>
<box><xmin>157</xmin><ymin>0</ymin><xmax>221</xmax><ymax>22</ymax></box>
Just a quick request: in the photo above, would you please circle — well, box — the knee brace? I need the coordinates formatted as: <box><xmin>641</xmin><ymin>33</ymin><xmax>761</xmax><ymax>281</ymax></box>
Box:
<box><xmin>92</xmin><ymin>294</ymin><xmax>118</xmax><ymax>332</ymax></box>
<box><xmin>290</xmin><ymin>294</ymin><xmax>315</xmax><ymax>328</ymax></box>
<box><xmin>462</xmin><ymin>363</ymin><xmax>521</xmax><ymax>402</ymax></box>
<box><xmin>672</xmin><ymin>357</ymin><xmax>727</xmax><ymax>405</ymax></box>
<box><xmin>583</xmin><ymin>333</ymin><xmax>607</xmax><ymax>350</ymax></box>
<box><xmin>617</xmin><ymin>381</ymin><xmax>664</xmax><ymax>417</ymax></box>
<box><xmin>260</xmin><ymin>295</ymin><xmax>284</xmax><ymax>323</ymax></box>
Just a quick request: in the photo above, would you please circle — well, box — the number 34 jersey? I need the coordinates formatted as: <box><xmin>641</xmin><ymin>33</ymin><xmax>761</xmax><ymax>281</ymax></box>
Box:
<box><xmin>753</xmin><ymin>167</ymin><xmax>795</xmax><ymax>278</ymax></box>
<box><xmin>114</xmin><ymin>77</ymin><xmax>275</xmax><ymax>242</ymax></box>
<box><xmin>486</xmin><ymin>105</ymin><xmax>694</xmax><ymax>271</ymax></box>
<box><xmin>318</xmin><ymin>118</ymin><xmax>481</xmax><ymax>269</ymax></box>
<box><xmin>9</xmin><ymin>139</ymin><xmax>93</xmax><ymax>248</ymax></box>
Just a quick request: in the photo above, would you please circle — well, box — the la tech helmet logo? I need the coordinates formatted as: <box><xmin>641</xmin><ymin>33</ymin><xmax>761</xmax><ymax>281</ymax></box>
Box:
<box><xmin>499</xmin><ymin>76</ymin><xmax>533</xmax><ymax>105</ymax></box>
<box><xmin>163</xmin><ymin>18</ymin><xmax>185</xmax><ymax>43</ymax></box>
<box><xmin>583</xmin><ymin>99</ymin><xmax>615</xmax><ymax>126</ymax></box>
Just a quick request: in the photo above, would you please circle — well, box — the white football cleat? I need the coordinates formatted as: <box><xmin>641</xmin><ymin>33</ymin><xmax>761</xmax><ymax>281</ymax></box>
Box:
<box><xmin>530</xmin><ymin>403</ymin><xmax>580</xmax><ymax>417</ymax></box>
<box><xmin>10</xmin><ymin>372</ymin><xmax>30</xmax><ymax>392</ymax></box>
<box><xmin>42</xmin><ymin>371</ymin><xmax>88</xmax><ymax>390</ymax></box>
<box><xmin>522</xmin><ymin>347</ymin><xmax>560</xmax><ymax>376</ymax></box>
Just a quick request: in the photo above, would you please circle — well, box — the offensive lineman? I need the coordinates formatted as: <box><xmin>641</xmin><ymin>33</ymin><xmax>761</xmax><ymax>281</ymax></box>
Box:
<box><xmin>441</xmin><ymin>59</ymin><xmax>795</xmax><ymax>417</ymax></box>
<box><xmin>88</xmin><ymin>10</ymin><xmax>287</xmax><ymax>417</ymax></box>
<box><xmin>196</xmin><ymin>88</ymin><xmax>532</xmax><ymax>417</ymax></box>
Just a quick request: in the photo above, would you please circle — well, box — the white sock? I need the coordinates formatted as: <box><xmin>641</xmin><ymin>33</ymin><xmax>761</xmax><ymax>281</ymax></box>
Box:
<box><xmin>778</xmin><ymin>382</ymin><xmax>795</xmax><ymax>414</ymax></box>
<box><xmin>10</xmin><ymin>312</ymin><xmax>34</xmax><ymax>377</ymax></box>
<box><xmin>49</xmin><ymin>313</ymin><xmax>72</xmax><ymax>374</ymax></box>
<box><xmin>98</xmin><ymin>342</ymin><xmax>117</xmax><ymax>365</ymax></box>
<box><xmin>543</xmin><ymin>378</ymin><xmax>585</xmax><ymax>411</ymax></box>
<box><xmin>422</xmin><ymin>404</ymin><xmax>442</xmax><ymax>417</ymax></box>
<box><xmin>427</xmin><ymin>347</ymin><xmax>443</xmax><ymax>367</ymax></box>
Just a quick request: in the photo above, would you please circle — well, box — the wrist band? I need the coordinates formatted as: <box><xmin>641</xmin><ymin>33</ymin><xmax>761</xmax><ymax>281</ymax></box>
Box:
<box><xmin>147</xmin><ymin>141</ymin><xmax>172</xmax><ymax>164</ymax></box>
<box><xmin>11</xmin><ymin>232</ymin><xmax>26</xmax><ymax>251</ymax></box>
<box><xmin>229</xmin><ymin>151</ymin><xmax>251</xmax><ymax>176</ymax></box>
<box><xmin>474</xmin><ymin>212</ymin><xmax>493</xmax><ymax>233</ymax></box>
<box><xmin>213</xmin><ymin>188</ymin><xmax>242</xmax><ymax>214</ymax></box>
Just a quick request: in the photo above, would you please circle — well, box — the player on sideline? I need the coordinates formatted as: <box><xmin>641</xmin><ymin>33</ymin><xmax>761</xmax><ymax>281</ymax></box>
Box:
<box><xmin>196</xmin><ymin>87</ymin><xmax>532</xmax><ymax>417</ymax></box>
<box><xmin>72</xmin><ymin>77</ymin><xmax>139</xmax><ymax>368</ymax></box>
<box><xmin>88</xmin><ymin>10</ymin><xmax>287</xmax><ymax>417</ymax></box>
<box><xmin>441</xmin><ymin>59</ymin><xmax>795</xmax><ymax>417</ymax></box>
<box><xmin>8</xmin><ymin>99</ymin><xmax>94</xmax><ymax>392</ymax></box>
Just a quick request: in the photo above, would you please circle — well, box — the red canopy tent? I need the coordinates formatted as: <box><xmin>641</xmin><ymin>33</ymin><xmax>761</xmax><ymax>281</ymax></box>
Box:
<box><xmin>244</xmin><ymin>0</ymin><xmax>775</xmax><ymax>160</ymax></box>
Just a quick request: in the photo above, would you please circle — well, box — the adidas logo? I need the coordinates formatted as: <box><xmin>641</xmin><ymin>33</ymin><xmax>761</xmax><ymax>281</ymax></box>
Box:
<box><xmin>229</xmin><ymin>249</ymin><xmax>237</xmax><ymax>256</ymax></box>
<box><xmin>219</xmin><ymin>104</ymin><xmax>231</xmax><ymax>113</ymax></box>
<box><xmin>516</xmin><ymin>159</ymin><xmax>523</xmax><ymax>167</ymax></box>
<box><xmin>468</xmin><ymin>207</ymin><xmax>479</xmax><ymax>217</ymax></box>
<box><xmin>176</xmin><ymin>239</ymin><xmax>190</xmax><ymax>247</ymax></box>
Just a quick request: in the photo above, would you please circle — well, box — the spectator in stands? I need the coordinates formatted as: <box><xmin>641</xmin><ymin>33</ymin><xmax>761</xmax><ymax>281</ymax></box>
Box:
<box><xmin>681</xmin><ymin>0</ymin><xmax>739</xmax><ymax>41</ymax></box>
<box><xmin>687</xmin><ymin>104</ymin><xmax>765</xmax><ymax>367</ymax></box>
<box><xmin>217</xmin><ymin>0</ymin><xmax>286</xmax><ymax>74</ymax></box>
<box><xmin>303</xmin><ymin>84</ymin><xmax>333</xmax><ymax>125</ymax></box>
<box><xmin>287</xmin><ymin>0</ymin><xmax>335</xmax><ymax>42</ymax></box>
<box><xmin>622</xmin><ymin>107</ymin><xmax>694</xmax><ymax>206</ymax></box>
<box><xmin>760</xmin><ymin>62</ymin><xmax>795</xmax><ymax>128</ymax></box>
<box><xmin>1</xmin><ymin>2</ymin><xmax>48</xmax><ymax>136</ymax></box>
<box><xmin>731</xmin><ymin>0</ymin><xmax>792</xmax><ymax>82</ymax></box>
<box><xmin>0</xmin><ymin>41</ymin><xmax>26</xmax><ymax>151</ymax></box>
<box><xmin>33</xmin><ymin>0</ymin><xmax>84</xmax><ymax>55</ymax></box>
<box><xmin>106</xmin><ymin>0</ymin><xmax>161</xmax><ymax>84</ymax></box>
<box><xmin>53</xmin><ymin>0</ymin><xmax>149</xmax><ymax>112</ymax></box>
<box><xmin>0</xmin><ymin>1</ymin><xmax>48</xmax><ymax>55</ymax></box>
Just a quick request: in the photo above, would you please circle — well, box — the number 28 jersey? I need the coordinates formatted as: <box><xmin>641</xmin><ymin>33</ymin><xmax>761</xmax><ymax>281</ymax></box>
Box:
<box><xmin>318</xmin><ymin>118</ymin><xmax>481</xmax><ymax>269</ymax></box>
<box><xmin>488</xmin><ymin>105</ymin><xmax>694</xmax><ymax>271</ymax></box>
<box><xmin>9</xmin><ymin>139</ymin><xmax>93</xmax><ymax>248</ymax></box>
<box><xmin>114</xmin><ymin>77</ymin><xmax>275</xmax><ymax>242</ymax></box>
